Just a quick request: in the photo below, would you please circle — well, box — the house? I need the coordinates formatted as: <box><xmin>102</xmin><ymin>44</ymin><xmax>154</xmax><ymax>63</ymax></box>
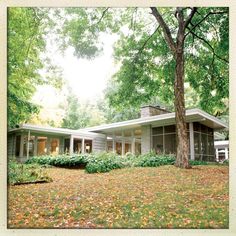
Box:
<box><xmin>8</xmin><ymin>106</ymin><xmax>228</xmax><ymax>162</ymax></box>
<box><xmin>214</xmin><ymin>140</ymin><xmax>229</xmax><ymax>162</ymax></box>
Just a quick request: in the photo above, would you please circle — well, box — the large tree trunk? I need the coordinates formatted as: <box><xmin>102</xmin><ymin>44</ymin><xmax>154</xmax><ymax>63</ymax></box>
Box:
<box><xmin>150</xmin><ymin>7</ymin><xmax>197</xmax><ymax>168</ymax></box>
<box><xmin>174</xmin><ymin>19</ymin><xmax>190</xmax><ymax>168</ymax></box>
<box><xmin>174</xmin><ymin>49</ymin><xmax>190</xmax><ymax>168</ymax></box>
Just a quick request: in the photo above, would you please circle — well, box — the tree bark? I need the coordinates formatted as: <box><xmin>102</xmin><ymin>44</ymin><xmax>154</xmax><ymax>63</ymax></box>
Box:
<box><xmin>174</xmin><ymin>48</ymin><xmax>190</xmax><ymax>168</ymax></box>
<box><xmin>174</xmin><ymin>9</ymin><xmax>190</xmax><ymax>168</ymax></box>
<box><xmin>150</xmin><ymin>7</ymin><xmax>197</xmax><ymax>168</ymax></box>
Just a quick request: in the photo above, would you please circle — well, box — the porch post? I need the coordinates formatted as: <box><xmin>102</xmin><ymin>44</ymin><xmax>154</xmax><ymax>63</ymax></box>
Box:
<box><xmin>189</xmin><ymin>122</ymin><xmax>195</xmax><ymax>160</ymax></box>
<box><xmin>34</xmin><ymin>136</ymin><xmax>38</xmax><ymax>156</ymax></box>
<box><xmin>26</xmin><ymin>130</ymin><xmax>30</xmax><ymax>159</ymax></box>
<box><xmin>131</xmin><ymin>130</ymin><xmax>135</xmax><ymax>155</ymax></box>
<box><xmin>225</xmin><ymin>147</ymin><xmax>228</xmax><ymax>160</ymax></box>
<box><xmin>46</xmin><ymin>138</ymin><xmax>51</xmax><ymax>155</ymax></box>
<box><xmin>69</xmin><ymin>135</ymin><xmax>74</xmax><ymax>155</ymax></box>
<box><xmin>216</xmin><ymin>148</ymin><xmax>219</xmax><ymax>162</ymax></box>
<box><xmin>81</xmin><ymin>138</ymin><xmax>85</xmax><ymax>154</ymax></box>
<box><xmin>122</xmin><ymin>131</ymin><xmax>125</xmax><ymax>156</ymax></box>
<box><xmin>112</xmin><ymin>134</ymin><xmax>116</xmax><ymax>153</ymax></box>
<box><xmin>19</xmin><ymin>134</ymin><xmax>24</xmax><ymax>158</ymax></box>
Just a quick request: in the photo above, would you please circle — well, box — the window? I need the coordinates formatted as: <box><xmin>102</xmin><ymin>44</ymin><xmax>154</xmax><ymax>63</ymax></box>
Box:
<box><xmin>23</xmin><ymin>136</ymin><xmax>35</xmax><ymax>157</ymax></box>
<box><xmin>74</xmin><ymin>139</ymin><xmax>82</xmax><ymax>153</ymax></box>
<box><xmin>15</xmin><ymin>135</ymin><xmax>21</xmax><ymax>157</ymax></box>
<box><xmin>116</xmin><ymin>142</ymin><xmax>122</xmax><ymax>155</ymax></box>
<box><xmin>153</xmin><ymin>135</ymin><xmax>163</xmax><ymax>153</ymax></box>
<box><xmin>50</xmin><ymin>138</ymin><xmax>59</xmax><ymax>155</ymax></box>
<box><xmin>152</xmin><ymin>126</ymin><xmax>163</xmax><ymax>135</ymax></box>
<box><xmin>164</xmin><ymin>125</ymin><xmax>175</xmax><ymax>133</ymax></box>
<box><xmin>84</xmin><ymin>140</ymin><xmax>92</xmax><ymax>153</ymax></box>
<box><xmin>37</xmin><ymin>137</ymin><xmax>47</xmax><ymax>155</ymax></box>
<box><xmin>125</xmin><ymin>143</ymin><xmax>131</xmax><ymax>153</ymax></box>
<box><xmin>164</xmin><ymin>134</ymin><xmax>176</xmax><ymax>154</ymax></box>
<box><xmin>64</xmin><ymin>139</ymin><xmax>70</xmax><ymax>154</ymax></box>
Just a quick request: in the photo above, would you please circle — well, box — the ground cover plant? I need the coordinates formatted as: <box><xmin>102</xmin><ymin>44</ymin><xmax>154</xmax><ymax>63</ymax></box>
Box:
<box><xmin>8</xmin><ymin>165</ymin><xmax>229</xmax><ymax>228</ymax></box>
<box><xmin>8</xmin><ymin>160</ymin><xmax>52</xmax><ymax>185</ymax></box>
<box><xmin>25</xmin><ymin>152</ymin><xmax>225</xmax><ymax>173</ymax></box>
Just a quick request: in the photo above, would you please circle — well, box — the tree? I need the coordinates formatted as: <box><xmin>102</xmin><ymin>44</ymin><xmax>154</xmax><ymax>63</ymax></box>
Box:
<box><xmin>8</xmin><ymin>7</ymin><xmax>63</xmax><ymax>128</ymax></box>
<box><xmin>55</xmin><ymin>7</ymin><xmax>228</xmax><ymax>168</ymax></box>
<box><xmin>61</xmin><ymin>88</ymin><xmax>105</xmax><ymax>129</ymax></box>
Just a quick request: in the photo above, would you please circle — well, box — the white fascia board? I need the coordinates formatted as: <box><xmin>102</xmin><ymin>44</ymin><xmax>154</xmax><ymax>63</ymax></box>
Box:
<box><xmin>81</xmin><ymin>109</ymin><xmax>228</xmax><ymax>133</ymax></box>
<box><xmin>189</xmin><ymin>108</ymin><xmax>228</xmax><ymax>129</ymax></box>
<box><xmin>8</xmin><ymin>124</ymin><xmax>105</xmax><ymax>139</ymax></box>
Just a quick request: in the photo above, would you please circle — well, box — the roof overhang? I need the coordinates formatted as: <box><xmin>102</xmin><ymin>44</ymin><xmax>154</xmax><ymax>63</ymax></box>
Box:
<box><xmin>80</xmin><ymin>109</ymin><xmax>228</xmax><ymax>134</ymax></box>
<box><xmin>8</xmin><ymin>124</ymin><xmax>106</xmax><ymax>139</ymax></box>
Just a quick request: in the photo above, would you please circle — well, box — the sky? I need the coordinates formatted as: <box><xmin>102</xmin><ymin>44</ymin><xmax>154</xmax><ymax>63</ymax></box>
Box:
<box><xmin>32</xmin><ymin>33</ymin><xmax>118</xmax><ymax>109</ymax></box>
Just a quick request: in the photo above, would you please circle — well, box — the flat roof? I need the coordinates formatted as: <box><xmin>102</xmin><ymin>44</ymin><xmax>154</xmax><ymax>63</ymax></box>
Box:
<box><xmin>8</xmin><ymin>109</ymin><xmax>228</xmax><ymax>137</ymax></box>
<box><xmin>8</xmin><ymin>124</ymin><xmax>106</xmax><ymax>139</ymax></box>
<box><xmin>80</xmin><ymin>108</ymin><xmax>228</xmax><ymax>134</ymax></box>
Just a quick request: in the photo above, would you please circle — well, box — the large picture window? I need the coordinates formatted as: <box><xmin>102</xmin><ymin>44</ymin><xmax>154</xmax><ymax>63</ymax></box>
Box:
<box><xmin>152</xmin><ymin>123</ymin><xmax>214</xmax><ymax>161</ymax></box>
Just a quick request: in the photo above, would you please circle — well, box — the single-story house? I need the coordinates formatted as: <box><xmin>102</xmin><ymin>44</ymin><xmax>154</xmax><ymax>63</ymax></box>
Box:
<box><xmin>8</xmin><ymin>106</ymin><xmax>228</xmax><ymax>162</ymax></box>
<box><xmin>214</xmin><ymin>140</ymin><xmax>229</xmax><ymax>162</ymax></box>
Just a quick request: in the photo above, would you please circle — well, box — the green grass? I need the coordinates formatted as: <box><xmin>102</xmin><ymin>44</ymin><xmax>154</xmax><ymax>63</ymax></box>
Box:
<box><xmin>8</xmin><ymin>165</ymin><xmax>228</xmax><ymax>228</ymax></box>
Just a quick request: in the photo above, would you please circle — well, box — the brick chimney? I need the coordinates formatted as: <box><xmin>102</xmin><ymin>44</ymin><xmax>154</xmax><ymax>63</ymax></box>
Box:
<box><xmin>140</xmin><ymin>105</ymin><xmax>170</xmax><ymax>118</ymax></box>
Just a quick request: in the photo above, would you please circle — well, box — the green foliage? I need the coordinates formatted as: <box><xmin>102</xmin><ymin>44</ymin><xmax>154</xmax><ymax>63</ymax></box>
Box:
<box><xmin>189</xmin><ymin>160</ymin><xmax>209</xmax><ymax>165</ymax></box>
<box><xmin>8</xmin><ymin>7</ymin><xmax>64</xmax><ymax>128</ymax></box>
<box><xmin>8</xmin><ymin>160</ymin><xmax>52</xmax><ymax>185</ymax></box>
<box><xmin>61</xmin><ymin>88</ymin><xmax>106</xmax><ymax>129</ymax></box>
<box><xmin>85</xmin><ymin>152</ymin><xmax>125</xmax><ymax>173</ymax></box>
<box><xmin>57</xmin><ymin>7</ymin><xmax>229</xmax><ymax>116</ymax></box>
<box><xmin>24</xmin><ymin>152</ymin><xmax>223</xmax><ymax>173</ymax></box>
<box><xmin>135</xmin><ymin>152</ymin><xmax>176</xmax><ymax>167</ymax></box>
<box><xmin>25</xmin><ymin>154</ymin><xmax>90</xmax><ymax>167</ymax></box>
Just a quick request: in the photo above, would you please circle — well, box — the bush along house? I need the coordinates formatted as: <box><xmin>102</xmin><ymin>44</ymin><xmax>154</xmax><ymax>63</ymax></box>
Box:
<box><xmin>8</xmin><ymin>106</ymin><xmax>228</xmax><ymax>162</ymax></box>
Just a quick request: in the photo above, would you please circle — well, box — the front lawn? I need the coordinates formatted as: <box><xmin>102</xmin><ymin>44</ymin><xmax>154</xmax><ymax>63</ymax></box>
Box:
<box><xmin>8</xmin><ymin>165</ymin><xmax>228</xmax><ymax>228</ymax></box>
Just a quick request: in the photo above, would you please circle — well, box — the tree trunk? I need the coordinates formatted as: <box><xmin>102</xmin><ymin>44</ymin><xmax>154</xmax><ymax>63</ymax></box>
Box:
<box><xmin>174</xmin><ymin>32</ymin><xmax>190</xmax><ymax>168</ymax></box>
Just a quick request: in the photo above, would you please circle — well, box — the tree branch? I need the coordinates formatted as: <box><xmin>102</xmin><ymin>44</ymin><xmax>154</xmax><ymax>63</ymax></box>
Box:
<box><xmin>185</xmin><ymin>10</ymin><xmax>228</xmax><ymax>37</ymax></box>
<box><xmin>96</xmin><ymin>8</ymin><xmax>109</xmax><ymax>25</ymax></box>
<box><xmin>136</xmin><ymin>25</ymin><xmax>160</xmax><ymax>57</ymax></box>
<box><xmin>150</xmin><ymin>7</ymin><xmax>176</xmax><ymax>54</ymax></box>
<box><xmin>186</xmin><ymin>27</ymin><xmax>229</xmax><ymax>63</ymax></box>
<box><xmin>184</xmin><ymin>7</ymin><xmax>197</xmax><ymax>29</ymax></box>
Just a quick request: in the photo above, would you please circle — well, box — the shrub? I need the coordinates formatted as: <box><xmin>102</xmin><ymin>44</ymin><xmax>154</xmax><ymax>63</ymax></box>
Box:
<box><xmin>135</xmin><ymin>152</ymin><xmax>176</xmax><ymax>167</ymax></box>
<box><xmin>85</xmin><ymin>152</ymin><xmax>124</xmax><ymax>173</ymax></box>
<box><xmin>8</xmin><ymin>160</ymin><xmax>52</xmax><ymax>185</ymax></box>
<box><xmin>189</xmin><ymin>160</ymin><xmax>209</xmax><ymax>165</ymax></box>
<box><xmin>25</xmin><ymin>154</ymin><xmax>90</xmax><ymax>167</ymax></box>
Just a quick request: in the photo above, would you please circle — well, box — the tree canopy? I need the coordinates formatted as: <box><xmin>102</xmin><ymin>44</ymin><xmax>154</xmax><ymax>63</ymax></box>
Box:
<box><xmin>56</xmin><ymin>7</ymin><xmax>228</xmax><ymax>168</ymax></box>
<box><xmin>8</xmin><ymin>7</ymin><xmax>63</xmax><ymax>128</ymax></box>
<box><xmin>57</xmin><ymin>7</ymin><xmax>228</xmax><ymax>116</ymax></box>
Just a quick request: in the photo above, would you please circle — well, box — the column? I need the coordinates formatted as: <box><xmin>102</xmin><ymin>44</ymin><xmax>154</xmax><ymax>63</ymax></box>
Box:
<box><xmin>216</xmin><ymin>148</ymin><xmax>219</xmax><ymax>162</ymax></box>
<box><xmin>26</xmin><ymin>130</ymin><xmax>31</xmax><ymax>159</ymax></box>
<box><xmin>34</xmin><ymin>136</ymin><xmax>38</xmax><ymax>156</ymax></box>
<box><xmin>121</xmin><ymin>131</ymin><xmax>125</xmax><ymax>156</ymax></box>
<box><xmin>225</xmin><ymin>147</ymin><xmax>228</xmax><ymax>160</ymax></box>
<box><xmin>189</xmin><ymin>122</ymin><xmax>195</xmax><ymax>160</ymax></box>
<box><xmin>112</xmin><ymin>134</ymin><xmax>116</xmax><ymax>153</ymax></box>
<box><xmin>131</xmin><ymin>130</ymin><xmax>135</xmax><ymax>155</ymax></box>
<box><xmin>69</xmin><ymin>135</ymin><xmax>74</xmax><ymax>155</ymax></box>
<box><xmin>141</xmin><ymin>125</ymin><xmax>151</xmax><ymax>154</ymax></box>
<box><xmin>81</xmin><ymin>138</ymin><xmax>85</xmax><ymax>154</ymax></box>
<box><xmin>46</xmin><ymin>138</ymin><xmax>51</xmax><ymax>155</ymax></box>
<box><xmin>19</xmin><ymin>134</ymin><xmax>24</xmax><ymax>158</ymax></box>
